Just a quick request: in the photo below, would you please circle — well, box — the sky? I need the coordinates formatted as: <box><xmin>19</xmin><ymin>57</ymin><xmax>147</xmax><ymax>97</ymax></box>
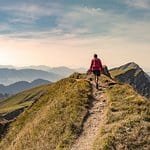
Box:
<box><xmin>0</xmin><ymin>0</ymin><xmax>150</xmax><ymax>71</ymax></box>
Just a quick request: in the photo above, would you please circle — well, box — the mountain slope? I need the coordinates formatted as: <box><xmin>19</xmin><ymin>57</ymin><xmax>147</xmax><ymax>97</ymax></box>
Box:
<box><xmin>0</xmin><ymin>84</ymin><xmax>50</xmax><ymax>117</ymax></box>
<box><xmin>0</xmin><ymin>77</ymin><xmax>91</xmax><ymax>150</ymax></box>
<box><xmin>0</xmin><ymin>84</ymin><xmax>51</xmax><ymax>137</ymax></box>
<box><xmin>0</xmin><ymin>68</ymin><xmax>61</xmax><ymax>85</ymax></box>
<box><xmin>0</xmin><ymin>79</ymin><xmax>50</xmax><ymax>95</ymax></box>
<box><xmin>0</xmin><ymin>73</ymin><xmax>149</xmax><ymax>150</ymax></box>
<box><xmin>93</xmin><ymin>82</ymin><xmax>150</xmax><ymax>150</ymax></box>
<box><xmin>110</xmin><ymin>62</ymin><xmax>150</xmax><ymax>98</ymax></box>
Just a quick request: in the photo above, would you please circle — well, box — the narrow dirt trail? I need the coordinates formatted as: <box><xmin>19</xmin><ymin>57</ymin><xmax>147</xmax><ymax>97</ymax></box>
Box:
<box><xmin>71</xmin><ymin>82</ymin><xmax>107</xmax><ymax>150</ymax></box>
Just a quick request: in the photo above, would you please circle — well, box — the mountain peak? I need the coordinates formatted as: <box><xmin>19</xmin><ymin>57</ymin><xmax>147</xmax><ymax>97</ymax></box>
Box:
<box><xmin>110</xmin><ymin>62</ymin><xmax>150</xmax><ymax>98</ymax></box>
<box><xmin>125</xmin><ymin>62</ymin><xmax>139</xmax><ymax>67</ymax></box>
<box><xmin>117</xmin><ymin>62</ymin><xmax>142</xmax><ymax>71</ymax></box>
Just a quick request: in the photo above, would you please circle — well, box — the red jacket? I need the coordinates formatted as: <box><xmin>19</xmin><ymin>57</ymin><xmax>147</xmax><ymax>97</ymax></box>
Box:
<box><xmin>90</xmin><ymin>58</ymin><xmax>103</xmax><ymax>71</ymax></box>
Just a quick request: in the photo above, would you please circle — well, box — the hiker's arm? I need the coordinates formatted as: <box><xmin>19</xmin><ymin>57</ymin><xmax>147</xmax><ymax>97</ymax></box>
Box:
<box><xmin>90</xmin><ymin>60</ymin><xmax>93</xmax><ymax>71</ymax></box>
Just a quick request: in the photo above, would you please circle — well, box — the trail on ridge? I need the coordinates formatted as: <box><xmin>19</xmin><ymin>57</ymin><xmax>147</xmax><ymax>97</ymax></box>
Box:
<box><xmin>71</xmin><ymin>82</ymin><xmax>107</xmax><ymax>150</ymax></box>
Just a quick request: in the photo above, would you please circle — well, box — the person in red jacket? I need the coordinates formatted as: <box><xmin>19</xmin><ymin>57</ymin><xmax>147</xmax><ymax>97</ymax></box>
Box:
<box><xmin>89</xmin><ymin>54</ymin><xmax>103</xmax><ymax>89</ymax></box>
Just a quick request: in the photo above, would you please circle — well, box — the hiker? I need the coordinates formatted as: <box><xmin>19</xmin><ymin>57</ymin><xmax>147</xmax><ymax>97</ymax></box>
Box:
<box><xmin>88</xmin><ymin>54</ymin><xmax>103</xmax><ymax>89</ymax></box>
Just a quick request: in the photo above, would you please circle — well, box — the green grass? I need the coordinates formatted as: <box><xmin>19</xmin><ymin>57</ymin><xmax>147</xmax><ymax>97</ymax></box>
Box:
<box><xmin>110</xmin><ymin>68</ymin><xmax>132</xmax><ymax>78</ymax></box>
<box><xmin>110</xmin><ymin>69</ymin><xmax>125</xmax><ymax>77</ymax></box>
<box><xmin>0</xmin><ymin>101</ymin><xmax>32</xmax><ymax>114</ymax></box>
<box><xmin>93</xmin><ymin>83</ymin><xmax>150</xmax><ymax>150</ymax></box>
<box><xmin>0</xmin><ymin>84</ymin><xmax>50</xmax><ymax>115</ymax></box>
<box><xmin>0</xmin><ymin>78</ymin><xmax>92</xmax><ymax>150</ymax></box>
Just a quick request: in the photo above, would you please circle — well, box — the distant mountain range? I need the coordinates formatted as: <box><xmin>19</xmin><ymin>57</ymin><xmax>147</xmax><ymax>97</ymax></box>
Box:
<box><xmin>0</xmin><ymin>79</ymin><xmax>50</xmax><ymax>98</ymax></box>
<box><xmin>0</xmin><ymin>66</ymin><xmax>86</xmax><ymax>97</ymax></box>
<box><xmin>0</xmin><ymin>65</ymin><xmax>15</xmax><ymax>69</ymax></box>
<box><xmin>24</xmin><ymin>65</ymin><xmax>85</xmax><ymax>71</ymax></box>
<box><xmin>21</xmin><ymin>66</ymin><xmax>86</xmax><ymax>76</ymax></box>
<box><xmin>0</xmin><ymin>66</ymin><xmax>86</xmax><ymax>85</ymax></box>
<box><xmin>0</xmin><ymin>68</ymin><xmax>62</xmax><ymax>85</ymax></box>
<box><xmin>0</xmin><ymin>65</ymin><xmax>86</xmax><ymax>73</ymax></box>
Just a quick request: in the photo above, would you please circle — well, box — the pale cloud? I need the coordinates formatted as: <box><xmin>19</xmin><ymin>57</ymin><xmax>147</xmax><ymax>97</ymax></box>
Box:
<box><xmin>0</xmin><ymin>2</ymin><xmax>62</xmax><ymax>24</ymax></box>
<box><xmin>0</xmin><ymin>2</ymin><xmax>62</xmax><ymax>16</ymax></box>
<box><xmin>9</xmin><ymin>17</ymin><xmax>36</xmax><ymax>24</ymax></box>
<box><xmin>57</xmin><ymin>6</ymin><xmax>104</xmax><ymax>29</ymax></box>
<box><xmin>124</xmin><ymin>0</ymin><xmax>150</xmax><ymax>9</ymax></box>
<box><xmin>1</xmin><ymin>5</ymin><xmax>150</xmax><ymax>44</ymax></box>
<box><xmin>0</xmin><ymin>23</ymin><xmax>11</xmax><ymax>31</ymax></box>
<box><xmin>74</xmin><ymin>7</ymin><xmax>102</xmax><ymax>16</ymax></box>
<box><xmin>1</xmin><ymin>4</ymin><xmax>150</xmax><ymax>42</ymax></box>
<box><xmin>57</xmin><ymin>6</ymin><xmax>150</xmax><ymax>43</ymax></box>
<box><xmin>110</xmin><ymin>20</ymin><xmax>150</xmax><ymax>42</ymax></box>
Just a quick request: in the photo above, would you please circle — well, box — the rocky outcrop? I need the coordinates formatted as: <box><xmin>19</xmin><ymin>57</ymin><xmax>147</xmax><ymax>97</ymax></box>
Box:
<box><xmin>102</xmin><ymin>65</ymin><xmax>113</xmax><ymax>79</ymax></box>
<box><xmin>2</xmin><ymin>107</ymin><xmax>26</xmax><ymax>121</ymax></box>
<box><xmin>0</xmin><ymin>107</ymin><xmax>27</xmax><ymax>137</ymax></box>
<box><xmin>0</xmin><ymin>118</ymin><xmax>10</xmax><ymax>138</ymax></box>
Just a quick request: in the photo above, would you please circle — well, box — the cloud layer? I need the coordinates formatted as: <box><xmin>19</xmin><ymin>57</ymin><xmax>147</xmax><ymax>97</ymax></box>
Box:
<box><xmin>0</xmin><ymin>0</ymin><xmax>149</xmax><ymax>70</ymax></box>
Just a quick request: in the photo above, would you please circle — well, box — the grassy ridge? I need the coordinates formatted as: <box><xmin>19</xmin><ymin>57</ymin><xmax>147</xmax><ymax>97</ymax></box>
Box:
<box><xmin>0</xmin><ymin>84</ymin><xmax>49</xmax><ymax>114</ymax></box>
<box><xmin>93</xmin><ymin>83</ymin><xmax>150</xmax><ymax>150</ymax></box>
<box><xmin>110</xmin><ymin>62</ymin><xmax>140</xmax><ymax>78</ymax></box>
<box><xmin>0</xmin><ymin>73</ymin><xmax>149</xmax><ymax>150</ymax></box>
<box><xmin>0</xmin><ymin>78</ymin><xmax>92</xmax><ymax>150</ymax></box>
